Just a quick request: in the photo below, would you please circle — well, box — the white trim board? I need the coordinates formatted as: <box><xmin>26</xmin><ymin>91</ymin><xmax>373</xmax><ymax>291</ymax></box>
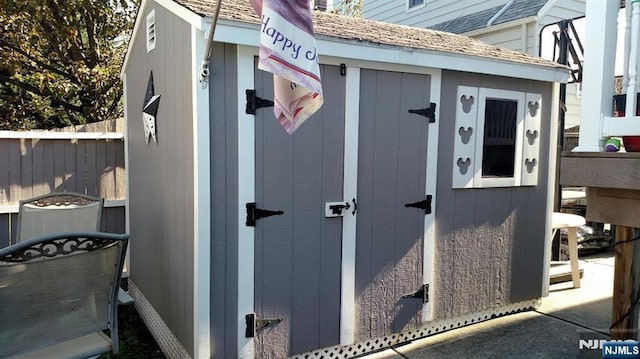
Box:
<box><xmin>0</xmin><ymin>199</ymin><xmax>126</xmax><ymax>215</ymax></box>
<box><xmin>340</xmin><ymin>66</ymin><xmax>360</xmax><ymax>345</ymax></box>
<box><xmin>237</xmin><ymin>46</ymin><xmax>444</xmax><ymax>77</ymax></box>
<box><xmin>191</xmin><ymin>25</ymin><xmax>212</xmax><ymax>359</ymax></box>
<box><xmin>542</xmin><ymin>83</ymin><xmax>561</xmax><ymax>297</ymax></box>
<box><xmin>422</xmin><ymin>68</ymin><xmax>442</xmax><ymax>323</ymax></box>
<box><xmin>213</xmin><ymin>20</ymin><xmax>569</xmax><ymax>83</ymax></box>
<box><xmin>121</xmin><ymin>0</ymin><xmax>148</xmax><ymax>77</ymax></box>
<box><xmin>123</xmin><ymin>72</ymin><xmax>132</xmax><ymax>279</ymax></box>
<box><xmin>0</xmin><ymin>131</ymin><xmax>124</xmax><ymax>140</ymax></box>
<box><xmin>236</xmin><ymin>45</ymin><xmax>256</xmax><ymax>359</ymax></box>
<box><xmin>602</xmin><ymin>116</ymin><xmax>640</xmax><ymax>136</ymax></box>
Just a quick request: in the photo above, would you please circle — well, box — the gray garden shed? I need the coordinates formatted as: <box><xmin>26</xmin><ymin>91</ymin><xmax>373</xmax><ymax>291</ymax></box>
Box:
<box><xmin>121</xmin><ymin>1</ymin><xmax>569</xmax><ymax>358</ymax></box>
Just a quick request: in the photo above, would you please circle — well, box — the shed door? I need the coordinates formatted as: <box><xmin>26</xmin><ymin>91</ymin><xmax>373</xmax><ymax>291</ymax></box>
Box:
<box><xmin>355</xmin><ymin>70</ymin><xmax>431</xmax><ymax>340</ymax></box>
<box><xmin>253</xmin><ymin>63</ymin><xmax>346</xmax><ymax>358</ymax></box>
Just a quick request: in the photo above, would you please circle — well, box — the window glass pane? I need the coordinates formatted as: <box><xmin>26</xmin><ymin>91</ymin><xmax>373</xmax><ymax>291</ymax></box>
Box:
<box><xmin>409</xmin><ymin>0</ymin><xmax>424</xmax><ymax>8</ymax></box>
<box><xmin>482</xmin><ymin>99</ymin><xmax>517</xmax><ymax>178</ymax></box>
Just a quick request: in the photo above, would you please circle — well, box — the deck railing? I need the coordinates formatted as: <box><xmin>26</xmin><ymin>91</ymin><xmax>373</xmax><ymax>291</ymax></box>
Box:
<box><xmin>600</xmin><ymin>0</ymin><xmax>640</xmax><ymax>139</ymax></box>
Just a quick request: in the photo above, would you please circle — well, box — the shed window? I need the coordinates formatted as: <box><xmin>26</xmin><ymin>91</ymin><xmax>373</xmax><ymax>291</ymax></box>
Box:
<box><xmin>452</xmin><ymin>86</ymin><xmax>542</xmax><ymax>189</ymax></box>
<box><xmin>482</xmin><ymin>98</ymin><xmax>518</xmax><ymax>178</ymax></box>
<box><xmin>408</xmin><ymin>0</ymin><xmax>424</xmax><ymax>9</ymax></box>
<box><xmin>146</xmin><ymin>10</ymin><xmax>156</xmax><ymax>53</ymax></box>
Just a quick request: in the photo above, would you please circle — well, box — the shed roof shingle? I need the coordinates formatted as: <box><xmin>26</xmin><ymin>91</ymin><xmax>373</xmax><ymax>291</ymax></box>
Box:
<box><xmin>171</xmin><ymin>0</ymin><xmax>566</xmax><ymax>71</ymax></box>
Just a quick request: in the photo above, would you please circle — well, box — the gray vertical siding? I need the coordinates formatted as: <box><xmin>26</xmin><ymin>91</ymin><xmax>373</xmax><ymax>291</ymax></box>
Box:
<box><xmin>209</xmin><ymin>42</ymin><xmax>239</xmax><ymax>359</ymax></box>
<box><xmin>0</xmin><ymin>213</ymin><xmax>16</xmax><ymax>248</ymax></box>
<box><xmin>434</xmin><ymin>71</ymin><xmax>553</xmax><ymax>320</ymax></box>
<box><xmin>254</xmin><ymin>63</ymin><xmax>345</xmax><ymax>358</ymax></box>
<box><xmin>124</xmin><ymin>3</ymin><xmax>195</xmax><ymax>356</ymax></box>
<box><xmin>355</xmin><ymin>70</ymin><xmax>431</xmax><ymax>341</ymax></box>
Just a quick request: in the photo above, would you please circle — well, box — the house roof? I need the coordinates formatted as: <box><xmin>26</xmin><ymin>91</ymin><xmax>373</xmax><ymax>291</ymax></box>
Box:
<box><xmin>171</xmin><ymin>0</ymin><xmax>566</xmax><ymax>71</ymax></box>
<box><xmin>429</xmin><ymin>0</ymin><xmax>549</xmax><ymax>34</ymax></box>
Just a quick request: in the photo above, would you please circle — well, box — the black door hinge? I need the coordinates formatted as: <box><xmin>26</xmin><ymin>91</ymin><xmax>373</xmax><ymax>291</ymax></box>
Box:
<box><xmin>245</xmin><ymin>89</ymin><xmax>274</xmax><ymax>115</ymax></box>
<box><xmin>246</xmin><ymin>202</ymin><xmax>284</xmax><ymax>226</ymax></box>
<box><xmin>408</xmin><ymin>102</ymin><xmax>437</xmax><ymax>123</ymax></box>
<box><xmin>245</xmin><ymin>313</ymin><xmax>283</xmax><ymax>338</ymax></box>
<box><xmin>404</xmin><ymin>195</ymin><xmax>432</xmax><ymax>214</ymax></box>
<box><xmin>402</xmin><ymin>284</ymin><xmax>429</xmax><ymax>303</ymax></box>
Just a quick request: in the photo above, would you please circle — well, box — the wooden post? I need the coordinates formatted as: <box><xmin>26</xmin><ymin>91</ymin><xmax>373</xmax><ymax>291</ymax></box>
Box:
<box><xmin>611</xmin><ymin>226</ymin><xmax>639</xmax><ymax>339</ymax></box>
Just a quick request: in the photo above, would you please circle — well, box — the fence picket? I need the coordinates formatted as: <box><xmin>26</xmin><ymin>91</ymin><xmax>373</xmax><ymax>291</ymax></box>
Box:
<box><xmin>0</xmin><ymin>141</ymin><xmax>9</xmax><ymax>205</ymax></box>
<box><xmin>20</xmin><ymin>139</ymin><xmax>33</xmax><ymax>200</ymax></box>
<box><xmin>53</xmin><ymin>140</ymin><xmax>65</xmax><ymax>191</ymax></box>
<box><xmin>0</xmin><ymin>214</ymin><xmax>9</xmax><ymax>248</ymax></box>
<box><xmin>8</xmin><ymin>140</ymin><xmax>21</xmax><ymax>203</ymax></box>
<box><xmin>86</xmin><ymin>140</ymin><xmax>98</xmax><ymax>196</ymax></box>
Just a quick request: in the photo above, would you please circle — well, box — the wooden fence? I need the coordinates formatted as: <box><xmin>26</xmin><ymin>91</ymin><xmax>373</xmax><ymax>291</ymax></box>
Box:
<box><xmin>0</xmin><ymin>119</ymin><xmax>126</xmax><ymax>248</ymax></box>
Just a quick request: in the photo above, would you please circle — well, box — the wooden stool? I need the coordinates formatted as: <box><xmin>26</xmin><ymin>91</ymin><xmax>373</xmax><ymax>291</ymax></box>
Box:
<box><xmin>551</xmin><ymin>212</ymin><xmax>586</xmax><ymax>288</ymax></box>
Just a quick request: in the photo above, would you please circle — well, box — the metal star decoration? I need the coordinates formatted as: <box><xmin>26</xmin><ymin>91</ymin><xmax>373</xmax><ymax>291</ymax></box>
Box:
<box><xmin>142</xmin><ymin>72</ymin><xmax>161</xmax><ymax>144</ymax></box>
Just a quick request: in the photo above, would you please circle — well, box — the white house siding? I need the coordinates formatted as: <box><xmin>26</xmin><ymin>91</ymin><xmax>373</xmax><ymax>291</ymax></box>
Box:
<box><xmin>364</xmin><ymin>0</ymin><xmax>509</xmax><ymax>28</ymax></box>
<box><xmin>527</xmin><ymin>22</ymin><xmax>540</xmax><ymax>54</ymax></box>
<box><xmin>363</xmin><ymin>0</ymin><xmax>405</xmax><ymax>23</ymax></box>
<box><xmin>564</xmin><ymin>83</ymin><xmax>582</xmax><ymax>128</ymax></box>
<box><xmin>473</xmin><ymin>26</ymin><xmax>525</xmax><ymax>53</ymax></box>
<box><xmin>538</xmin><ymin>0</ymin><xmax>587</xmax><ymax>26</ymax></box>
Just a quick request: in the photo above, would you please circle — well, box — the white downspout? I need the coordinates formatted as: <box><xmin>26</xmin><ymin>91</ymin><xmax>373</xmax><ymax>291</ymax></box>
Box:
<box><xmin>487</xmin><ymin>0</ymin><xmax>514</xmax><ymax>27</ymax></box>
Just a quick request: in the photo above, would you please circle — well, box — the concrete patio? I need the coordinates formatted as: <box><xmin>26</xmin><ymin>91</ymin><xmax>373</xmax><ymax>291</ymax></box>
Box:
<box><xmin>362</xmin><ymin>251</ymin><xmax>615</xmax><ymax>358</ymax></box>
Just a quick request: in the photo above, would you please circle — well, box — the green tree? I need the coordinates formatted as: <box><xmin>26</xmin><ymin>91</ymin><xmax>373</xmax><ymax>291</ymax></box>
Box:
<box><xmin>0</xmin><ymin>0</ymin><xmax>137</xmax><ymax>130</ymax></box>
<box><xmin>332</xmin><ymin>0</ymin><xmax>362</xmax><ymax>17</ymax></box>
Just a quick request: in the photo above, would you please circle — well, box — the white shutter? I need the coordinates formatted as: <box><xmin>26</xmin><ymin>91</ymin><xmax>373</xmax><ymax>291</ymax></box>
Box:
<box><xmin>521</xmin><ymin>93</ymin><xmax>542</xmax><ymax>186</ymax></box>
<box><xmin>452</xmin><ymin>86</ymin><xmax>478</xmax><ymax>189</ymax></box>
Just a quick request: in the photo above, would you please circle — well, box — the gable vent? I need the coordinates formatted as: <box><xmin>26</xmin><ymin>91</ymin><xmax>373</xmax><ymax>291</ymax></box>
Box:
<box><xmin>146</xmin><ymin>10</ymin><xmax>156</xmax><ymax>52</ymax></box>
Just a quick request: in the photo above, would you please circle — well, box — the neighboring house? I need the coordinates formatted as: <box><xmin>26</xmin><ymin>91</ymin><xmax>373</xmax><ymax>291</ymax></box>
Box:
<box><xmin>122</xmin><ymin>0</ymin><xmax>568</xmax><ymax>358</ymax></box>
<box><xmin>364</xmin><ymin>0</ymin><xmax>586</xmax><ymax>129</ymax></box>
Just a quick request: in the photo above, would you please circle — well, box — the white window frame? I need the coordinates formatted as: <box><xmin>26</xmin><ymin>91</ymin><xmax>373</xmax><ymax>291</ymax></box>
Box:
<box><xmin>452</xmin><ymin>86</ymin><xmax>542</xmax><ymax>189</ymax></box>
<box><xmin>474</xmin><ymin>88</ymin><xmax>525</xmax><ymax>188</ymax></box>
<box><xmin>406</xmin><ymin>0</ymin><xmax>426</xmax><ymax>12</ymax></box>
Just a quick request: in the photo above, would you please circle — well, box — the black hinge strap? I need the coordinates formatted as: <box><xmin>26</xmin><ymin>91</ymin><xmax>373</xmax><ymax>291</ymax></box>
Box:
<box><xmin>245</xmin><ymin>89</ymin><xmax>274</xmax><ymax>115</ymax></box>
<box><xmin>408</xmin><ymin>102</ymin><xmax>437</xmax><ymax>123</ymax></box>
<box><xmin>404</xmin><ymin>195</ymin><xmax>432</xmax><ymax>214</ymax></box>
<box><xmin>246</xmin><ymin>202</ymin><xmax>284</xmax><ymax>226</ymax></box>
<box><xmin>245</xmin><ymin>313</ymin><xmax>283</xmax><ymax>338</ymax></box>
<box><xmin>402</xmin><ymin>284</ymin><xmax>429</xmax><ymax>303</ymax></box>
